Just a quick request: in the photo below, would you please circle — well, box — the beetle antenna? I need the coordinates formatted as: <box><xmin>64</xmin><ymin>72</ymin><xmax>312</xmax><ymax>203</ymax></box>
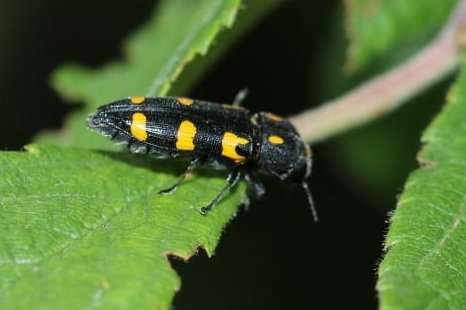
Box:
<box><xmin>302</xmin><ymin>182</ymin><xmax>318</xmax><ymax>222</ymax></box>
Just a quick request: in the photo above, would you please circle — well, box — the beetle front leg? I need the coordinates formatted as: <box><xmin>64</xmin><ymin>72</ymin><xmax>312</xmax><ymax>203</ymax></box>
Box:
<box><xmin>200</xmin><ymin>167</ymin><xmax>241</xmax><ymax>215</ymax></box>
<box><xmin>244</xmin><ymin>170</ymin><xmax>266</xmax><ymax>200</ymax></box>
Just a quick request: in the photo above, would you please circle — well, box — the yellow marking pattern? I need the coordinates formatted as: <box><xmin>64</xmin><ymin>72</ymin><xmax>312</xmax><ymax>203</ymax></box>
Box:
<box><xmin>176</xmin><ymin>120</ymin><xmax>197</xmax><ymax>151</ymax></box>
<box><xmin>221</xmin><ymin>132</ymin><xmax>249</xmax><ymax>163</ymax></box>
<box><xmin>268</xmin><ymin>135</ymin><xmax>284</xmax><ymax>145</ymax></box>
<box><xmin>131</xmin><ymin>113</ymin><xmax>148</xmax><ymax>141</ymax></box>
<box><xmin>177</xmin><ymin>97</ymin><xmax>194</xmax><ymax>106</ymax></box>
<box><xmin>266</xmin><ymin>113</ymin><xmax>283</xmax><ymax>122</ymax></box>
<box><xmin>130</xmin><ymin>96</ymin><xmax>145</xmax><ymax>104</ymax></box>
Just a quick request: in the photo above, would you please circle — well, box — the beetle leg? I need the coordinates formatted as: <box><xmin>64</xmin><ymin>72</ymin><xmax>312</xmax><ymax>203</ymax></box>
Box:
<box><xmin>158</xmin><ymin>157</ymin><xmax>204</xmax><ymax>195</ymax></box>
<box><xmin>244</xmin><ymin>171</ymin><xmax>266</xmax><ymax>200</ymax></box>
<box><xmin>200</xmin><ymin>167</ymin><xmax>241</xmax><ymax>215</ymax></box>
<box><xmin>232</xmin><ymin>88</ymin><xmax>249</xmax><ymax>106</ymax></box>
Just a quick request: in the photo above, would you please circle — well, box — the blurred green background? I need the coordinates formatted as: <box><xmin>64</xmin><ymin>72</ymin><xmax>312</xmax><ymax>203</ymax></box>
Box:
<box><xmin>0</xmin><ymin>0</ymin><xmax>449</xmax><ymax>308</ymax></box>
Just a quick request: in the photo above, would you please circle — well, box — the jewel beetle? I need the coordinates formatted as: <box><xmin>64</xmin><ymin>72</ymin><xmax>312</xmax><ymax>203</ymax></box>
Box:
<box><xmin>87</xmin><ymin>95</ymin><xmax>316</xmax><ymax>219</ymax></box>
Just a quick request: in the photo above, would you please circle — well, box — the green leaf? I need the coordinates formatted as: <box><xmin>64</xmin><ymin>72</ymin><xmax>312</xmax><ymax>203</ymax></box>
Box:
<box><xmin>377</xmin><ymin>63</ymin><xmax>466</xmax><ymax>308</ymax></box>
<box><xmin>11</xmin><ymin>1</ymin><xmax>290</xmax><ymax>308</ymax></box>
<box><xmin>38</xmin><ymin>0</ymin><xmax>243</xmax><ymax>148</ymax></box>
<box><xmin>345</xmin><ymin>0</ymin><xmax>457</xmax><ymax>71</ymax></box>
<box><xmin>0</xmin><ymin>145</ymin><xmax>245</xmax><ymax>309</ymax></box>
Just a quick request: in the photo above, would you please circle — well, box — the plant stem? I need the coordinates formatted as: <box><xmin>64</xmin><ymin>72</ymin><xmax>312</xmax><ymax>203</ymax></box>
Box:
<box><xmin>290</xmin><ymin>0</ymin><xmax>466</xmax><ymax>143</ymax></box>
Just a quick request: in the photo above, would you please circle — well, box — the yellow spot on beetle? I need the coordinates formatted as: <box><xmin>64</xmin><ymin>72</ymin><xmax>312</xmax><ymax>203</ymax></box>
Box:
<box><xmin>176</xmin><ymin>120</ymin><xmax>197</xmax><ymax>151</ymax></box>
<box><xmin>177</xmin><ymin>97</ymin><xmax>194</xmax><ymax>106</ymax></box>
<box><xmin>268</xmin><ymin>135</ymin><xmax>284</xmax><ymax>145</ymax></box>
<box><xmin>221</xmin><ymin>132</ymin><xmax>249</xmax><ymax>163</ymax></box>
<box><xmin>266</xmin><ymin>113</ymin><xmax>283</xmax><ymax>122</ymax></box>
<box><xmin>131</xmin><ymin>113</ymin><xmax>148</xmax><ymax>141</ymax></box>
<box><xmin>130</xmin><ymin>96</ymin><xmax>145</xmax><ymax>104</ymax></box>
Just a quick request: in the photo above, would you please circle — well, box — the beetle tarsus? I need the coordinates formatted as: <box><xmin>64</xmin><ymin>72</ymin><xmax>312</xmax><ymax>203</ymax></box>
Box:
<box><xmin>199</xmin><ymin>168</ymin><xmax>241</xmax><ymax>214</ymax></box>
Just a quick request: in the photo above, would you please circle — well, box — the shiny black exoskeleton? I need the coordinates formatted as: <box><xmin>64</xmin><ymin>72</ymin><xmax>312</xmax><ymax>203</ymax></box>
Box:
<box><xmin>87</xmin><ymin>95</ymin><xmax>315</xmax><ymax>218</ymax></box>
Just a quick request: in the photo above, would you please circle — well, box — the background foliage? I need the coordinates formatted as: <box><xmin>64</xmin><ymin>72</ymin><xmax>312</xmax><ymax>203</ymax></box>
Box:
<box><xmin>0</xmin><ymin>0</ymin><xmax>463</xmax><ymax>309</ymax></box>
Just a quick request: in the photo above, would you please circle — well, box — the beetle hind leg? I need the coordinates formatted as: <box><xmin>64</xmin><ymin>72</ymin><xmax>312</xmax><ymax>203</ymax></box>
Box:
<box><xmin>158</xmin><ymin>157</ymin><xmax>204</xmax><ymax>195</ymax></box>
<box><xmin>200</xmin><ymin>168</ymin><xmax>242</xmax><ymax>215</ymax></box>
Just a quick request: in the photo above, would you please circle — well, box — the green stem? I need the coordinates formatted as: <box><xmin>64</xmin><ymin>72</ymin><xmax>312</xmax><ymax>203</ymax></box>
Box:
<box><xmin>290</xmin><ymin>0</ymin><xmax>466</xmax><ymax>143</ymax></box>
